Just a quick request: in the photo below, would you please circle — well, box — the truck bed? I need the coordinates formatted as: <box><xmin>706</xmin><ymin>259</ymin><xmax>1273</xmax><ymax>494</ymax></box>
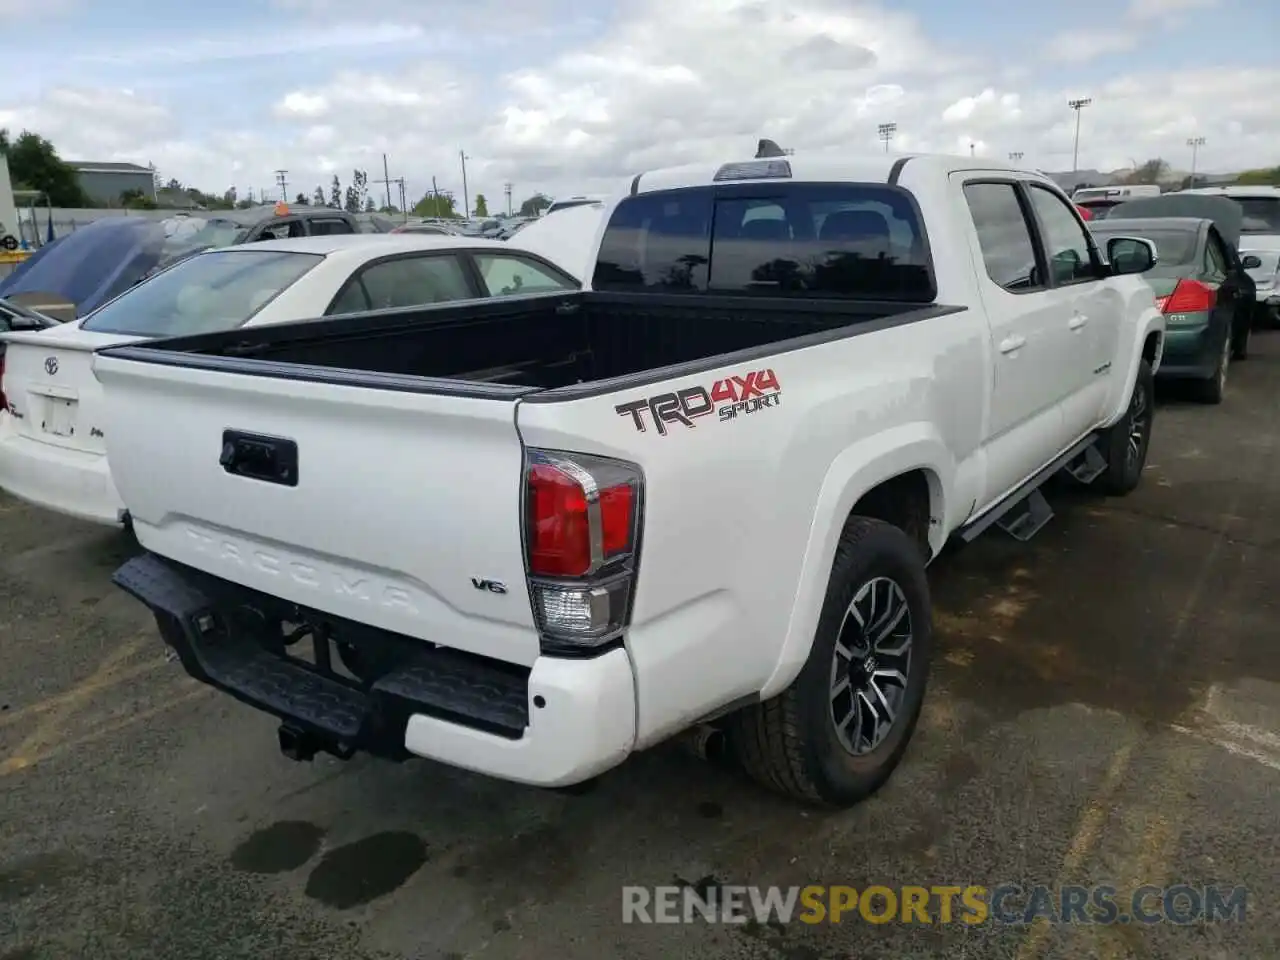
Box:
<box><xmin>97</xmin><ymin>291</ymin><xmax>954</xmax><ymax>398</ymax></box>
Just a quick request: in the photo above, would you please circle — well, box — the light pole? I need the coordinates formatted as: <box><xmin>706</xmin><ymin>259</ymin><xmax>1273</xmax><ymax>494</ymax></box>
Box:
<box><xmin>969</xmin><ymin>142</ymin><xmax>976</xmax><ymax>157</ymax></box>
<box><xmin>1008</xmin><ymin>151</ymin><xmax>1024</xmax><ymax>163</ymax></box>
<box><xmin>1187</xmin><ymin>136</ymin><xmax>1206</xmax><ymax>186</ymax></box>
<box><xmin>459</xmin><ymin>150</ymin><xmax>471</xmax><ymax>218</ymax></box>
<box><xmin>877</xmin><ymin>122</ymin><xmax>896</xmax><ymax>153</ymax></box>
<box><xmin>1068</xmin><ymin>98</ymin><xmax>1092</xmax><ymax>173</ymax></box>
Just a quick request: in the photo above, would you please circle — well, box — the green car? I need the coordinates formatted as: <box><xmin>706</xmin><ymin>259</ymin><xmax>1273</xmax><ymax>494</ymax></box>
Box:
<box><xmin>1091</xmin><ymin>195</ymin><xmax>1253</xmax><ymax>405</ymax></box>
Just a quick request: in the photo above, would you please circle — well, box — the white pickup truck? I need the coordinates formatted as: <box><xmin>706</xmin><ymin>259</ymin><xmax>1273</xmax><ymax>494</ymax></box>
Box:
<box><xmin>95</xmin><ymin>150</ymin><xmax>1166</xmax><ymax>807</ymax></box>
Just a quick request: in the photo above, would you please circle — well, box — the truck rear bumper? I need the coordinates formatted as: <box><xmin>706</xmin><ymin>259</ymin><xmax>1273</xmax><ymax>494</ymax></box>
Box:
<box><xmin>113</xmin><ymin>552</ymin><xmax>636</xmax><ymax>788</ymax></box>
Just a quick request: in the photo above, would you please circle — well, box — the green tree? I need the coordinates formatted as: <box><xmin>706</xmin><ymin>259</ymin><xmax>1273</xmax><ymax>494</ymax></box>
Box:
<box><xmin>329</xmin><ymin>175</ymin><xmax>342</xmax><ymax>208</ymax></box>
<box><xmin>0</xmin><ymin>129</ymin><xmax>89</xmax><ymax>206</ymax></box>
<box><xmin>223</xmin><ymin>186</ymin><xmax>238</xmax><ymax>206</ymax></box>
<box><xmin>1236</xmin><ymin>166</ymin><xmax>1280</xmax><ymax>186</ymax></box>
<box><xmin>364</xmin><ymin>196</ymin><xmax>375</xmax><ymax>212</ymax></box>
<box><xmin>312</xmin><ymin>186</ymin><xmax>325</xmax><ymax>206</ymax></box>
<box><xmin>295</xmin><ymin>192</ymin><xmax>308</xmax><ymax>205</ymax></box>
<box><xmin>119</xmin><ymin>188</ymin><xmax>157</xmax><ymax>210</ymax></box>
<box><xmin>473</xmin><ymin>193</ymin><xmax>489</xmax><ymax>217</ymax></box>
<box><xmin>412</xmin><ymin>190</ymin><xmax>459</xmax><ymax>218</ymax></box>
<box><xmin>1124</xmin><ymin>158</ymin><xmax>1168</xmax><ymax>185</ymax></box>
<box><xmin>518</xmin><ymin>193</ymin><xmax>551</xmax><ymax>217</ymax></box>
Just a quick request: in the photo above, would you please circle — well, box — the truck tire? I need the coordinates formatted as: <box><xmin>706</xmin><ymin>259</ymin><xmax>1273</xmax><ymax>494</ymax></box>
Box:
<box><xmin>1095</xmin><ymin>358</ymin><xmax>1154</xmax><ymax>495</ymax></box>
<box><xmin>729</xmin><ymin>516</ymin><xmax>932</xmax><ymax>807</ymax></box>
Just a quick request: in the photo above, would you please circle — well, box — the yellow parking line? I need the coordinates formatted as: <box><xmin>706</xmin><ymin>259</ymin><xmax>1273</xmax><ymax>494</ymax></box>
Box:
<box><xmin>0</xmin><ymin>637</ymin><xmax>147</xmax><ymax>774</ymax></box>
<box><xmin>1015</xmin><ymin>450</ymin><xmax>1255</xmax><ymax>960</ymax></box>
<box><xmin>0</xmin><ymin>684</ymin><xmax>211</xmax><ymax>775</ymax></box>
<box><xmin>0</xmin><ymin>653</ymin><xmax>169</xmax><ymax>730</ymax></box>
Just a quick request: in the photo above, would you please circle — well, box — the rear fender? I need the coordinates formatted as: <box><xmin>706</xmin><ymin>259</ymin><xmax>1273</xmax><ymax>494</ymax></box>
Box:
<box><xmin>758</xmin><ymin>424</ymin><xmax>952</xmax><ymax>701</ymax></box>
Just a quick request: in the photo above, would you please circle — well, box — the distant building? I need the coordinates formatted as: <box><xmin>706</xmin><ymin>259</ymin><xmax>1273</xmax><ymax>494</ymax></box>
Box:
<box><xmin>66</xmin><ymin>161</ymin><xmax>157</xmax><ymax>206</ymax></box>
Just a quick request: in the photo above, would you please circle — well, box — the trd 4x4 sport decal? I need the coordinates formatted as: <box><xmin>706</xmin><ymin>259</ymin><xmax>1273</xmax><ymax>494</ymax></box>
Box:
<box><xmin>614</xmin><ymin>368</ymin><xmax>781</xmax><ymax>435</ymax></box>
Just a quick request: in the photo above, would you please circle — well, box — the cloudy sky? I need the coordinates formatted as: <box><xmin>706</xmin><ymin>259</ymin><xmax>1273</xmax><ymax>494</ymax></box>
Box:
<box><xmin>1</xmin><ymin>0</ymin><xmax>1276</xmax><ymax>212</ymax></box>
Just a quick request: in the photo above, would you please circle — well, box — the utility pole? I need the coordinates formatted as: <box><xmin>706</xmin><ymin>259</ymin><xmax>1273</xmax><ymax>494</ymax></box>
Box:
<box><xmin>877</xmin><ymin>122</ymin><xmax>896</xmax><ymax>153</ymax></box>
<box><xmin>394</xmin><ymin>178</ymin><xmax>407</xmax><ymax>222</ymax></box>
<box><xmin>504</xmin><ymin>182</ymin><xmax>513</xmax><ymax>217</ymax></box>
<box><xmin>274</xmin><ymin>169</ymin><xmax>288</xmax><ymax>202</ymax></box>
<box><xmin>969</xmin><ymin>142</ymin><xmax>976</xmax><ymax>157</ymax></box>
<box><xmin>1068</xmin><ymin>98</ymin><xmax>1092</xmax><ymax>174</ymax></box>
<box><xmin>1187</xmin><ymin>136</ymin><xmax>1206</xmax><ymax>186</ymax></box>
<box><xmin>431</xmin><ymin>175</ymin><xmax>442</xmax><ymax>218</ymax></box>
<box><xmin>1008</xmin><ymin>151</ymin><xmax>1024</xmax><ymax>162</ymax></box>
<box><xmin>373</xmin><ymin>159</ymin><xmax>397</xmax><ymax>212</ymax></box>
<box><xmin>459</xmin><ymin>150</ymin><xmax>471</xmax><ymax>218</ymax></box>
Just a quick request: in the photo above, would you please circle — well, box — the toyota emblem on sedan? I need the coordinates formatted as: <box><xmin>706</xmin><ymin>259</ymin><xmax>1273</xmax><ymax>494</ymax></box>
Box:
<box><xmin>44</xmin><ymin>357</ymin><xmax>58</xmax><ymax>375</ymax></box>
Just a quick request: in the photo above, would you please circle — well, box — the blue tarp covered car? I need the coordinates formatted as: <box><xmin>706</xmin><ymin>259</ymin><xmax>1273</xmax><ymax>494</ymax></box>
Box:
<box><xmin>0</xmin><ymin>217</ymin><xmax>177</xmax><ymax>318</ymax></box>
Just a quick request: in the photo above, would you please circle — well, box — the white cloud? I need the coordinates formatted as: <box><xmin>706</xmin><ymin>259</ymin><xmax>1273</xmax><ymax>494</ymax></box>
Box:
<box><xmin>1047</xmin><ymin>0</ymin><xmax>1220</xmax><ymax>64</ymax></box>
<box><xmin>1</xmin><ymin>0</ymin><xmax>1276</xmax><ymax>210</ymax></box>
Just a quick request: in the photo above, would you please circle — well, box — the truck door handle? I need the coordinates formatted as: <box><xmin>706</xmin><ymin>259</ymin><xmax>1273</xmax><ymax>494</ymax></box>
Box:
<box><xmin>1069</xmin><ymin>314</ymin><xmax>1088</xmax><ymax>330</ymax></box>
<box><xmin>999</xmin><ymin>335</ymin><xmax>1026</xmax><ymax>354</ymax></box>
<box><xmin>220</xmin><ymin>430</ymin><xmax>299</xmax><ymax>487</ymax></box>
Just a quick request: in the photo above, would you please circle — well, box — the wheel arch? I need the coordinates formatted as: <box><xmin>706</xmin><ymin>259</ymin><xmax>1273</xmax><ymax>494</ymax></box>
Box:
<box><xmin>758</xmin><ymin>427</ymin><xmax>951</xmax><ymax>701</ymax></box>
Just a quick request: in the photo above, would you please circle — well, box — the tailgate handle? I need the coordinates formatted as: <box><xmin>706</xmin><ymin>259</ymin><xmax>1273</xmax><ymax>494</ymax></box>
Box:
<box><xmin>220</xmin><ymin>430</ymin><xmax>298</xmax><ymax>487</ymax></box>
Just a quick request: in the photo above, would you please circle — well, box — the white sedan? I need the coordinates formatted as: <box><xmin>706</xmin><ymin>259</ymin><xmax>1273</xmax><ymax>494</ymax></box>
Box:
<box><xmin>0</xmin><ymin>233</ymin><xmax>581</xmax><ymax>526</ymax></box>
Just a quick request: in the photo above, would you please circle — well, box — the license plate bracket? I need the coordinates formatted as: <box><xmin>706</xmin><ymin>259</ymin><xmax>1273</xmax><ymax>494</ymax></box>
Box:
<box><xmin>43</xmin><ymin>397</ymin><xmax>77</xmax><ymax>437</ymax></box>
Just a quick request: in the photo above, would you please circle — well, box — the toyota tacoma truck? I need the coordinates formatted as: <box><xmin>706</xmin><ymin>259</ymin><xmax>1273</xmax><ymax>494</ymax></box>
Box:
<box><xmin>93</xmin><ymin>150</ymin><xmax>1165</xmax><ymax>807</ymax></box>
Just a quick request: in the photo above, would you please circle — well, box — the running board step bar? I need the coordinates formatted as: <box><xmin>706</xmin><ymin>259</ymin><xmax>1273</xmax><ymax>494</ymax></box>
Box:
<box><xmin>995</xmin><ymin>489</ymin><xmax>1054</xmax><ymax>542</ymax></box>
<box><xmin>1064</xmin><ymin>444</ymin><xmax>1108</xmax><ymax>485</ymax></box>
<box><xmin>956</xmin><ymin>433</ymin><xmax>1099</xmax><ymax>544</ymax></box>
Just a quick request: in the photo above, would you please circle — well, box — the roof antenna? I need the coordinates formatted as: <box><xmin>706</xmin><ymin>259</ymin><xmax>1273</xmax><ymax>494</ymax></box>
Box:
<box><xmin>755</xmin><ymin>138</ymin><xmax>787</xmax><ymax>159</ymax></box>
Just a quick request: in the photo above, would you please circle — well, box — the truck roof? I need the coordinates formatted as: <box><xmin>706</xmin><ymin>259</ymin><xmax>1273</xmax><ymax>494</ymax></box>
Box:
<box><xmin>632</xmin><ymin>151</ymin><xmax>1053</xmax><ymax>195</ymax></box>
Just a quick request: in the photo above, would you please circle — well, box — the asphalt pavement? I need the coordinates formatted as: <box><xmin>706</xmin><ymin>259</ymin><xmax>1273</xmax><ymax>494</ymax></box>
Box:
<box><xmin>3</xmin><ymin>335</ymin><xmax>1279</xmax><ymax>960</ymax></box>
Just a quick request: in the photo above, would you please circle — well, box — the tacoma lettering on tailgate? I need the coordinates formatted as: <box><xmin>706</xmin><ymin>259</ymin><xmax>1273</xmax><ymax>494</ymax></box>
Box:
<box><xmin>614</xmin><ymin>368</ymin><xmax>781</xmax><ymax>435</ymax></box>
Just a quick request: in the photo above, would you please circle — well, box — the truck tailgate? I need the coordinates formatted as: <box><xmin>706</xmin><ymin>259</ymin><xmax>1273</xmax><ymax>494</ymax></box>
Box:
<box><xmin>93</xmin><ymin>353</ymin><xmax>541</xmax><ymax>666</ymax></box>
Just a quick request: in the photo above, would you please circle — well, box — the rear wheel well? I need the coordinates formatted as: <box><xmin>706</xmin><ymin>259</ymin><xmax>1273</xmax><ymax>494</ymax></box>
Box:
<box><xmin>848</xmin><ymin>470</ymin><xmax>934</xmax><ymax>561</ymax></box>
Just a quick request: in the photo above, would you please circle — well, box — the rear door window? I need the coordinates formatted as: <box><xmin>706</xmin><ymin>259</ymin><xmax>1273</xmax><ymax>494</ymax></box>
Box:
<box><xmin>308</xmin><ymin>217</ymin><xmax>355</xmax><ymax>236</ymax></box>
<box><xmin>473</xmin><ymin>253</ymin><xmax>578</xmax><ymax>296</ymax></box>
<box><xmin>325</xmin><ymin>254</ymin><xmax>474</xmax><ymax>314</ymax></box>
<box><xmin>593</xmin><ymin>183</ymin><xmax>934</xmax><ymax>301</ymax></box>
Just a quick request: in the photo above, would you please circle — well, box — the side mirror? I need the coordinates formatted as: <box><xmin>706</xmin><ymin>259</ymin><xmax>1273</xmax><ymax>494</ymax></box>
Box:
<box><xmin>1107</xmin><ymin>236</ymin><xmax>1158</xmax><ymax>275</ymax></box>
<box><xmin>1242</xmin><ymin>254</ymin><xmax>1262</xmax><ymax>270</ymax></box>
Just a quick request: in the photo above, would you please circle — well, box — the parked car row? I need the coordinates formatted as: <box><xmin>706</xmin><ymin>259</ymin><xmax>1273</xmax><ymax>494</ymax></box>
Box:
<box><xmin>0</xmin><ymin>224</ymin><xmax>581</xmax><ymax>526</ymax></box>
<box><xmin>1083</xmin><ymin>188</ymin><xmax>1280</xmax><ymax>402</ymax></box>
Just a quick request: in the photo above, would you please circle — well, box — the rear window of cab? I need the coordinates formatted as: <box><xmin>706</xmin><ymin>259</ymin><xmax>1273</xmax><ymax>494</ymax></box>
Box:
<box><xmin>593</xmin><ymin>183</ymin><xmax>935</xmax><ymax>302</ymax></box>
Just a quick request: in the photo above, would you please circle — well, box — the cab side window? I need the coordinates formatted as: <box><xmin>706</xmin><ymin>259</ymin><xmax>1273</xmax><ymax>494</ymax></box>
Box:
<box><xmin>963</xmin><ymin>182</ymin><xmax>1042</xmax><ymax>293</ymax></box>
<box><xmin>1025</xmin><ymin>184</ymin><xmax>1099</xmax><ymax>285</ymax></box>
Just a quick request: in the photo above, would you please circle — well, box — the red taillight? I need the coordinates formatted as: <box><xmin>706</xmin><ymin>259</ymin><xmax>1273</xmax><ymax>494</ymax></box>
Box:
<box><xmin>526</xmin><ymin>461</ymin><xmax>635</xmax><ymax>577</ymax></box>
<box><xmin>0</xmin><ymin>353</ymin><xmax>7</xmax><ymax>411</ymax></box>
<box><xmin>1157</xmin><ymin>278</ymin><xmax>1216</xmax><ymax>314</ymax></box>
<box><xmin>1076</xmin><ymin>204</ymin><xmax>1093</xmax><ymax>221</ymax></box>
<box><xmin>524</xmin><ymin>450</ymin><xmax>643</xmax><ymax>653</ymax></box>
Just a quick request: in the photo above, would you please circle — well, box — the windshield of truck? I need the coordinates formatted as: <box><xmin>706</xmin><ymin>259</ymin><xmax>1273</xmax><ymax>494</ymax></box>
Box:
<box><xmin>80</xmin><ymin>249</ymin><xmax>323</xmax><ymax>337</ymax></box>
<box><xmin>593</xmin><ymin>183</ymin><xmax>935</xmax><ymax>301</ymax></box>
<box><xmin>1088</xmin><ymin>225</ymin><xmax>1199</xmax><ymax>266</ymax></box>
<box><xmin>1237</xmin><ymin>197</ymin><xmax>1280</xmax><ymax>234</ymax></box>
